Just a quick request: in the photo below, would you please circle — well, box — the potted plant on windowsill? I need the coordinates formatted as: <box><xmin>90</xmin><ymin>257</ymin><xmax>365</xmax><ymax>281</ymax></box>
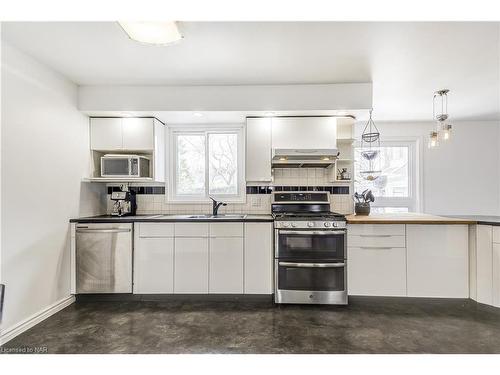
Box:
<box><xmin>354</xmin><ymin>190</ymin><xmax>375</xmax><ymax>215</ymax></box>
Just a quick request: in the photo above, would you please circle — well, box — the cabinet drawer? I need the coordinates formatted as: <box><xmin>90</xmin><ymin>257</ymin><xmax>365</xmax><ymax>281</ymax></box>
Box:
<box><xmin>493</xmin><ymin>226</ymin><xmax>500</xmax><ymax>243</ymax></box>
<box><xmin>138</xmin><ymin>223</ymin><xmax>174</xmax><ymax>238</ymax></box>
<box><xmin>348</xmin><ymin>234</ymin><xmax>406</xmax><ymax>248</ymax></box>
<box><xmin>210</xmin><ymin>223</ymin><xmax>243</xmax><ymax>237</ymax></box>
<box><xmin>348</xmin><ymin>224</ymin><xmax>405</xmax><ymax>236</ymax></box>
<box><xmin>175</xmin><ymin>223</ymin><xmax>209</xmax><ymax>237</ymax></box>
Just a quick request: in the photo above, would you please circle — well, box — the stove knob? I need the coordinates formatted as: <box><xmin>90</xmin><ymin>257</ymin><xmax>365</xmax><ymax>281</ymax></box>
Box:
<box><xmin>307</xmin><ymin>222</ymin><xmax>314</xmax><ymax>228</ymax></box>
<box><xmin>283</xmin><ymin>222</ymin><xmax>290</xmax><ymax>227</ymax></box>
<box><xmin>291</xmin><ymin>222</ymin><xmax>297</xmax><ymax>228</ymax></box>
<box><xmin>324</xmin><ymin>222</ymin><xmax>331</xmax><ymax>227</ymax></box>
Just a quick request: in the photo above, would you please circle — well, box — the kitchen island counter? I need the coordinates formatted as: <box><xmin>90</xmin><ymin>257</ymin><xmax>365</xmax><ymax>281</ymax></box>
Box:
<box><xmin>444</xmin><ymin>215</ymin><xmax>500</xmax><ymax>226</ymax></box>
<box><xmin>346</xmin><ymin>212</ymin><xmax>476</xmax><ymax>225</ymax></box>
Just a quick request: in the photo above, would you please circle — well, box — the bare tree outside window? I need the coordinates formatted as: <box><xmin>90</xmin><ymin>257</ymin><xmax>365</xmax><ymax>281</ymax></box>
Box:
<box><xmin>209</xmin><ymin>133</ymin><xmax>238</xmax><ymax>195</ymax></box>
<box><xmin>173</xmin><ymin>130</ymin><xmax>241</xmax><ymax>200</ymax></box>
<box><xmin>177</xmin><ymin>134</ymin><xmax>205</xmax><ymax>195</ymax></box>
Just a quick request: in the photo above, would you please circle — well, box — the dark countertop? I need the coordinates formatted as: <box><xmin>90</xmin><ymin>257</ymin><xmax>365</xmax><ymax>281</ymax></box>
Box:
<box><xmin>445</xmin><ymin>215</ymin><xmax>500</xmax><ymax>226</ymax></box>
<box><xmin>70</xmin><ymin>214</ymin><xmax>274</xmax><ymax>223</ymax></box>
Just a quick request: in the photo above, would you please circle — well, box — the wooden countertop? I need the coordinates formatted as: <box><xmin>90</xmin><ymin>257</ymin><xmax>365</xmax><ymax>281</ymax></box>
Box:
<box><xmin>345</xmin><ymin>212</ymin><xmax>476</xmax><ymax>225</ymax></box>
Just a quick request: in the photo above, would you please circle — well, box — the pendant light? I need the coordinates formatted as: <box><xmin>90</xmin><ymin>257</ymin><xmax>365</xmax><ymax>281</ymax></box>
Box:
<box><xmin>359</xmin><ymin>109</ymin><xmax>382</xmax><ymax>181</ymax></box>
<box><xmin>430</xmin><ymin>89</ymin><xmax>453</xmax><ymax>148</ymax></box>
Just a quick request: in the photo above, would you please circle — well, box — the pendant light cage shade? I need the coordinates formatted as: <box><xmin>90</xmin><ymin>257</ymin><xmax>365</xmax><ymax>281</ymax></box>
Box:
<box><xmin>359</xmin><ymin>109</ymin><xmax>382</xmax><ymax>181</ymax></box>
<box><xmin>431</xmin><ymin>89</ymin><xmax>452</xmax><ymax>146</ymax></box>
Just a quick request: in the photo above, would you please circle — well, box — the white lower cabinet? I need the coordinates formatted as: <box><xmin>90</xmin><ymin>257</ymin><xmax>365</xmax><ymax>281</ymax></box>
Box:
<box><xmin>209</xmin><ymin>237</ymin><xmax>244</xmax><ymax>293</ymax></box>
<box><xmin>134</xmin><ymin>221</ymin><xmax>273</xmax><ymax>295</ymax></box>
<box><xmin>347</xmin><ymin>224</ymin><xmax>407</xmax><ymax>297</ymax></box>
<box><xmin>476</xmin><ymin>225</ymin><xmax>493</xmax><ymax>304</ymax></box>
<box><xmin>134</xmin><ymin>224</ymin><xmax>174</xmax><ymax>294</ymax></box>
<box><xmin>174</xmin><ymin>237</ymin><xmax>209</xmax><ymax>293</ymax></box>
<box><xmin>493</xmin><ymin>243</ymin><xmax>500</xmax><ymax>307</ymax></box>
<box><xmin>244</xmin><ymin>223</ymin><xmax>273</xmax><ymax>294</ymax></box>
<box><xmin>406</xmin><ymin>224</ymin><xmax>469</xmax><ymax>298</ymax></box>
<box><xmin>348</xmin><ymin>247</ymin><xmax>406</xmax><ymax>297</ymax></box>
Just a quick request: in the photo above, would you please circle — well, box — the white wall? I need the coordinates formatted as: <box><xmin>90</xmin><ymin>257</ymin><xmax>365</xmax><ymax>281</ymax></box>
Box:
<box><xmin>78</xmin><ymin>83</ymin><xmax>372</xmax><ymax>112</ymax></box>
<box><xmin>0</xmin><ymin>42</ymin><xmax>106</xmax><ymax>335</ymax></box>
<box><xmin>355</xmin><ymin>121</ymin><xmax>500</xmax><ymax>215</ymax></box>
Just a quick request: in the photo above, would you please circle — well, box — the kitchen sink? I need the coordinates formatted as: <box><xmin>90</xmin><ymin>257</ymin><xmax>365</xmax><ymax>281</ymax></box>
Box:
<box><xmin>186</xmin><ymin>214</ymin><xmax>247</xmax><ymax>219</ymax></box>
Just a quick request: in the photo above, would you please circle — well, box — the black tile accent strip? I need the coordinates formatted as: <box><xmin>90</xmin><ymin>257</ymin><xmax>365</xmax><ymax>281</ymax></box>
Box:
<box><xmin>108</xmin><ymin>186</ymin><xmax>165</xmax><ymax>195</ymax></box>
<box><xmin>244</xmin><ymin>185</ymin><xmax>350</xmax><ymax>194</ymax></box>
<box><xmin>108</xmin><ymin>185</ymin><xmax>347</xmax><ymax>196</ymax></box>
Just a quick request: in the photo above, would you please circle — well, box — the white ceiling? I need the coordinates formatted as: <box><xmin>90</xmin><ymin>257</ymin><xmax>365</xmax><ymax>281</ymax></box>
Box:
<box><xmin>2</xmin><ymin>22</ymin><xmax>499</xmax><ymax>121</ymax></box>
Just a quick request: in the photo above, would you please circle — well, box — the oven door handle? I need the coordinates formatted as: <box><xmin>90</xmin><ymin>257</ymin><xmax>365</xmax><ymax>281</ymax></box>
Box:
<box><xmin>278</xmin><ymin>230</ymin><xmax>346</xmax><ymax>235</ymax></box>
<box><xmin>278</xmin><ymin>262</ymin><xmax>346</xmax><ymax>268</ymax></box>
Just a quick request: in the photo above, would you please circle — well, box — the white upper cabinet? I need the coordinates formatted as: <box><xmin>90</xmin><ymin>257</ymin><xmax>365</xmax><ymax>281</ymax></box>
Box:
<box><xmin>246</xmin><ymin>117</ymin><xmax>272</xmax><ymax>182</ymax></box>
<box><xmin>88</xmin><ymin>117</ymin><xmax>165</xmax><ymax>182</ymax></box>
<box><xmin>90</xmin><ymin>117</ymin><xmax>157</xmax><ymax>151</ymax></box>
<box><xmin>271</xmin><ymin>116</ymin><xmax>337</xmax><ymax>150</ymax></box>
<box><xmin>90</xmin><ymin>118</ymin><xmax>123</xmax><ymax>151</ymax></box>
<box><xmin>122</xmin><ymin>118</ymin><xmax>154</xmax><ymax>150</ymax></box>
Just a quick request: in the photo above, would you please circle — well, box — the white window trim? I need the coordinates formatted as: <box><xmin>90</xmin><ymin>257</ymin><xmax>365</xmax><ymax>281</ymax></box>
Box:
<box><xmin>166</xmin><ymin>124</ymin><xmax>246</xmax><ymax>203</ymax></box>
<box><xmin>355</xmin><ymin>136</ymin><xmax>422</xmax><ymax>212</ymax></box>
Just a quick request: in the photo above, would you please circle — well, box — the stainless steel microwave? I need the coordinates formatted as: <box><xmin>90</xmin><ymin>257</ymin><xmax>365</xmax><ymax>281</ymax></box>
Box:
<box><xmin>101</xmin><ymin>154</ymin><xmax>150</xmax><ymax>178</ymax></box>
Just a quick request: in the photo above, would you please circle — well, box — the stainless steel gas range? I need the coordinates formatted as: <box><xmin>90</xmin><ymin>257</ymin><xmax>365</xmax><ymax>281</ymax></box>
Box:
<box><xmin>272</xmin><ymin>191</ymin><xmax>348</xmax><ymax>305</ymax></box>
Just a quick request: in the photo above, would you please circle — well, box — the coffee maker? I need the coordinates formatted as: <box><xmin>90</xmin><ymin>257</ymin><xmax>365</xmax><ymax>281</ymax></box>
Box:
<box><xmin>111</xmin><ymin>190</ymin><xmax>137</xmax><ymax>216</ymax></box>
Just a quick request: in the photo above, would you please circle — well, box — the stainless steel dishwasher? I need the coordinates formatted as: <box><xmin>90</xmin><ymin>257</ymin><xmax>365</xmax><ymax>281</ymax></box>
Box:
<box><xmin>75</xmin><ymin>223</ymin><xmax>133</xmax><ymax>293</ymax></box>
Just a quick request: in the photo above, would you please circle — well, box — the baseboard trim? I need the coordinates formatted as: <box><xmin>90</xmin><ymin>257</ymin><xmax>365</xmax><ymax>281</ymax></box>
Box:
<box><xmin>76</xmin><ymin>293</ymin><xmax>274</xmax><ymax>303</ymax></box>
<box><xmin>0</xmin><ymin>295</ymin><xmax>75</xmax><ymax>345</ymax></box>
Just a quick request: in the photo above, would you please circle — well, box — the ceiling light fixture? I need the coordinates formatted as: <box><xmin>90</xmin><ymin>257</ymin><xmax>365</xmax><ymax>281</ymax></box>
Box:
<box><xmin>193</xmin><ymin>112</ymin><xmax>203</xmax><ymax>117</ymax></box>
<box><xmin>428</xmin><ymin>131</ymin><xmax>439</xmax><ymax>149</ymax></box>
<box><xmin>430</xmin><ymin>89</ymin><xmax>453</xmax><ymax>147</ymax></box>
<box><xmin>118</xmin><ymin>21</ymin><xmax>183</xmax><ymax>45</ymax></box>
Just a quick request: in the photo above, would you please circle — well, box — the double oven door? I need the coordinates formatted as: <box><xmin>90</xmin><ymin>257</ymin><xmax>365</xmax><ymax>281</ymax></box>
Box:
<box><xmin>275</xmin><ymin>227</ymin><xmax>347</xmax><ymax>304</ymax></box>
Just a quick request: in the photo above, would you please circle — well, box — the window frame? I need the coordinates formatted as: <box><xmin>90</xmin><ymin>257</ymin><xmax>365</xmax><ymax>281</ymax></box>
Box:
<box><xmin>167</xmin><ymin>124</ymin><xmax>246</xmax><ymax>203</ymax></box>
<box><xmin>354</xmin><ymin>137</ymin><xmax>422</xmax><ymax>212</ymax></box>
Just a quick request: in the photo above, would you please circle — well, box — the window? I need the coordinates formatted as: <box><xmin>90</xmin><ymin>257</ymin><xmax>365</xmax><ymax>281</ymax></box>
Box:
<box><xmin>354</xmin><ymin>140</ymin><xmax>419</xmax><ymax>212</ymax></box>
<box><xmin>169</xmin><ymin>126</ymin><xmax>244</xmax><ymax>202</ymax></box>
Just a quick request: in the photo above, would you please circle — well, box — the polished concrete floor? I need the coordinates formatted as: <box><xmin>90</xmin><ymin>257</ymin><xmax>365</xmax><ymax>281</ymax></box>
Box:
<box><xmin>3</xmin><ymin>297</ymin><xmax>500</xmax><ymax>354</ymax></box>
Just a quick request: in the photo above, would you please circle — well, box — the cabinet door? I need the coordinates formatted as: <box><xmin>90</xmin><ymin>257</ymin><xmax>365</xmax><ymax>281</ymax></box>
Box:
<box><xmin>476</xmin><ymin>225</ymin><xmax>493</xmax><ymax>304</ymax></box>
<box><xmin>271</xmin><ymin>117</ymin><xmax>337</xmax><ymax>150</ymax></box>
<box><xmin>209</xmin><ymin>237</ymin><xmax>244</xmax><ymax>293</ymax></box>
<box><xmin>134</xmin><ymin>237</ymin><xmax>174</xmax><ymax>293</ymax></box>
<box><xmin>174</xmin><ymin>237</ymin><xmax>209</xmax><ymax>293</ymax></box>
<box><xmin>244</xmin><ymin>223</ymin><xmax>273</xmax><ymax>294</ymax></box>
<box><xmin>493</xmin><ymin>243</ymin><xmax>500</xmax><ymax>307</ymax></box>
<box><xmin>90</xmin><ymin>118</ymin><xmax>123</xmax><ymax>150</ymax></box>
<box><xmin>407</xmin><ymin>225</ymin><xmax>469</xmax><ymax>298</ymax></box>
<box><xmin>246</xmin><ymin>117</ymin><xmax>272</xmax><ymax>182</ymax></box>
<box><xmin>122</xmin><ymin>118</ymin><xmax>154</xmax><ymax>150</ymax></box>
<box><xmin>348</xmin><ymin>247</ymin><xmax>406</xmax><ymax>296</ymax></box>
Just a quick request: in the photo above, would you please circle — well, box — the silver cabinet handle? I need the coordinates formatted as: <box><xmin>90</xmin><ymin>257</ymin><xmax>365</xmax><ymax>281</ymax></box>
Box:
<box><xmin>279</xmin><ymin>230</ymin><xmax>346</xmax><ymax>235</ymax></box>
<box><xmin>76</xmin><ymin>229</ymin><xmax>131</xmax><ymax>233</ymax></box>
<box><xmin>278</xmin><ymin>262</ymin><xmax>346</xmax><ymax>268</ymax></box>
<box><xmin>358</xmin><ymin>234</ymin><xmax>392</xmax><ymax>237</ymax></box>
<box><xmin>359</xmin><ymin>246</ymin><xmax>394</xmax><ymax>250</ymax></box>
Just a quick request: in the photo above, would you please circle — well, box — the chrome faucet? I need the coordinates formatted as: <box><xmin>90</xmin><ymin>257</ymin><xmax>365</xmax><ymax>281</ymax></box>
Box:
<box><xmin>210</xmin><ymin>196</ymin><xmax>227</xmax><ymax>216</ymax></box>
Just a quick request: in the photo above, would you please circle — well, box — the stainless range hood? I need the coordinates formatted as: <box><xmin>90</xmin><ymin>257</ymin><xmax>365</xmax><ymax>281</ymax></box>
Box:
<box><xmin>272</xmin><ymin>148</ymin><xmax>339</xmax><ymax>168</ymax></box>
